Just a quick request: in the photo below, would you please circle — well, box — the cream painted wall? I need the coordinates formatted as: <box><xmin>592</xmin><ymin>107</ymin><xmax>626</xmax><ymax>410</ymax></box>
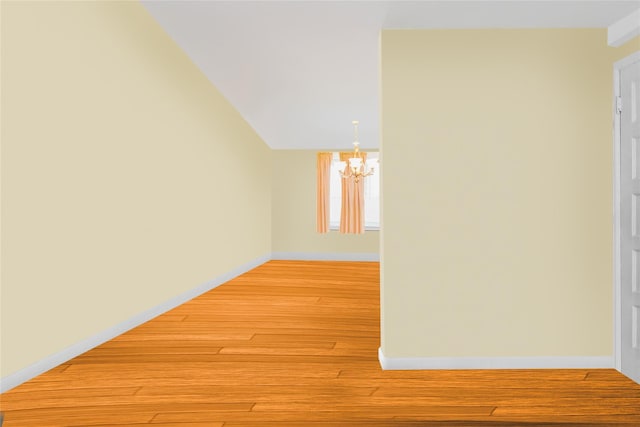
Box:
<box><xmin>1</xmin><ymin>1</ymin><xmax>271</xmax><ymax>377</ymax></box>
<box><xmin>271</xmin><ymin>150</ymin><xmax>379</xmax><ymax>255</ymax></box>
<box><xmin>381</xmin><ymin>29</ymin><xmax>632</xmax><ymax>358</ymax></box>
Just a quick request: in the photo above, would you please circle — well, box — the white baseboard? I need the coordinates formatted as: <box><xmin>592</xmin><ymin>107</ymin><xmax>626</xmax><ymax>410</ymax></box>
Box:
<box><xmin>0</xmin><ymin>254</ymin><xmax>270</xmax><ymax>393</ymax></box>
<box><xmin>378</xmin><ymin>348</ymin><xmax>613</xmax><ymax>370</ymax></box>
<box><xmin>271</xmin><ymin>252</ymin><xmax>379</xmax><ymax>261</ymax></box>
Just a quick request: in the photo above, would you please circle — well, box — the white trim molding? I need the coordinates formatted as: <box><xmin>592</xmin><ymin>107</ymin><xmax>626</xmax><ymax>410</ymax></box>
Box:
<box><xmin>0</xmin><ymin>254</ymin><xmax>271</xmax><ymax>393</ymax></box>
<box><xmin>378</xmin><ymin>348</ymin><xmax>613</xmax><ymax>370</ymax></box>
<box><xmin>608</xmin><ymin>8</ymin><xmax>640</xmax><ymax>47</ymax></box>
<box><xmin>271</xmin><ymin>252</ymin><xmax>379</xmax><ymax>261</ymax></box>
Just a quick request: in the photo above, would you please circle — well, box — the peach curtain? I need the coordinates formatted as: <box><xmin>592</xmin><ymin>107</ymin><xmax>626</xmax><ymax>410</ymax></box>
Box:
<box><xmin>339</xmin><ymin>152</ymin><xmax>367</xmax><ymax>234</ymax></box>
<box><xmin>316</xmin><ymin>152</ymin><xmax>333</xmax><ymax>233</ymax></box>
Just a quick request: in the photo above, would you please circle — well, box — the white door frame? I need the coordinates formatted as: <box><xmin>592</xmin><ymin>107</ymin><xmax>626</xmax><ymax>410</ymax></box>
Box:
<box><xmin>613</xmin><ymin>51</ymin><xmax>640</xmax><ymax>372</ymax></box>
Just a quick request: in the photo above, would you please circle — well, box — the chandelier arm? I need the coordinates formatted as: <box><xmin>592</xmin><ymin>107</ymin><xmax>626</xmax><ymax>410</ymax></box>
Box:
<box><xmin>343</xmin><ymin>120</ymin><xmax>377</xmax><ymax>183</ymax></box>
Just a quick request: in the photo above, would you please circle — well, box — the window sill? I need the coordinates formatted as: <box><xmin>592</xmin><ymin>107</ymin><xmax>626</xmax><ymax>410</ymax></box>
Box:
<box><xmin>329</xmin><ymin>225</ymin><xmax>380</xmax><ymax>231</ymax></box>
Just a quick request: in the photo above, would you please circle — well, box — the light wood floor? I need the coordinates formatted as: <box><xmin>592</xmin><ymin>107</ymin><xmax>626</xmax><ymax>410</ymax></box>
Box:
<box><xmin>2</xmin><ymin>260</ymin><xmax>639</xmax><ymax>426</ymax></box>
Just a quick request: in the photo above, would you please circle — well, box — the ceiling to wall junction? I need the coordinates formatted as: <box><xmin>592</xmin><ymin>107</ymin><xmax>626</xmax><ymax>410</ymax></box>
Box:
<box><xmin>142</xmin><ymin>1</ymin><xmax>640</xmax><ymax>149</ymax></box>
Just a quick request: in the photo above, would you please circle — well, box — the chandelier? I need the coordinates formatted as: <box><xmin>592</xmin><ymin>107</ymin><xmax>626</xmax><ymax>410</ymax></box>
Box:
<box><xmin>339</xmin><ymin>120</ymin><xmax>376</xmax><ymax>183</ymax></box>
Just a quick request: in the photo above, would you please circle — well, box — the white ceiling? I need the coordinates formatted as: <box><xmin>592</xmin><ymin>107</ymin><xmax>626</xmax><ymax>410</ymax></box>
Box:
<box><xmin>141</xmin><ymin>1</ymin><xmax>640</xmax><ymax>150</ymax></box>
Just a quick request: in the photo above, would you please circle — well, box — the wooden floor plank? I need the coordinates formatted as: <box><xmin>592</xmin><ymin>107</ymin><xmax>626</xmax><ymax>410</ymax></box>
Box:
<box><xmin>108</xmin><ymin>424</ymin><xmax>224</xmax><ymax>427</ymax></box>
<box><xmin>2</xmin><ymin>260</ymin><xmax>639</xmax><ymax>426</ymax></box>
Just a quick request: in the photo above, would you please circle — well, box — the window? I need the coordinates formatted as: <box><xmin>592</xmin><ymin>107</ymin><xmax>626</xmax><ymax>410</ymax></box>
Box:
<box><xmin>329</xmin><ymin>152</ymin><xmax>380</xmax><ymax>229</ymax></box>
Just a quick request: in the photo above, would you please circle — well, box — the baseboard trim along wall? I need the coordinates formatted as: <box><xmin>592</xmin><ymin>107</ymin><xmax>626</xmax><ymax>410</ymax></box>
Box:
<box><xmin>378</xmin><ymin>348</ymin><xmax>614</xmax><ymax>370</ymax></box>
<box><xmin>271</xmin><ymin>252</ymin><xmax>380</xmax><ymax>261</ymax></box>
<box><xmin>11</xmin><ymin>254</ymin><xmax>611</xmax><ymax>392</ymax></box>
<box><xmin>0</xmin><ymin>254</ymin><xmax>271</xmax><ymax>393</ymax></box>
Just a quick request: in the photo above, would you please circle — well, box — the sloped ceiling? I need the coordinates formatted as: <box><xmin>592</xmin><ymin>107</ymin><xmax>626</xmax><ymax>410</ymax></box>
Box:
<box><xmin>141</xmin><ymin>1</ymin><xmax>640</xmax><ymax>149</ymax></box>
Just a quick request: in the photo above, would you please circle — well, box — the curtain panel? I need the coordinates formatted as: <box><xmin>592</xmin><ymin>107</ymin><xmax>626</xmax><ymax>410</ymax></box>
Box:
<box><xmin>316</xmin><ymin>152</ymin><xmax>333</xmax><ymax>233</ymax></box>
<box><xmin>339</xmin><ymin>152</ymin><xmax>366</xmax><ymax>234</ymax></box>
